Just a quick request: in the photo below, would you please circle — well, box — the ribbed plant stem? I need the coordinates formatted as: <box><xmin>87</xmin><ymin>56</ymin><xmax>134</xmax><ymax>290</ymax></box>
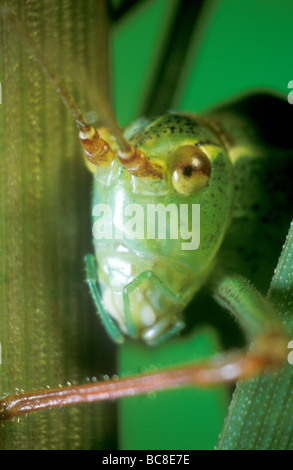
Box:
<box><xmin>0</xmin><ymin>0</ymin><xmax>116</xmax><ymax>449</ymax></box>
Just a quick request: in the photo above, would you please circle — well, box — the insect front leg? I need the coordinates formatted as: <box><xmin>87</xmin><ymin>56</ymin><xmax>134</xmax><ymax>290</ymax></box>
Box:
<box><xmin>84</xmin><ymin>256</ymin><xmax>186</xmax><ymax>345</ymax></box>
<box><xmin>212</xmin><ymin>272</ymin><xmax>289</xmax><ymax>376</ymax></box>
<box><xmin>84</xmin><ymin>254</ymin><xmax>124</xmax><ymax>344</ymax></box>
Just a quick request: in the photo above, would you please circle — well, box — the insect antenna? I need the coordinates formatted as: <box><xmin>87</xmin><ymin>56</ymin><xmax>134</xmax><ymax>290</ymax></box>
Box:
<box><xmin>0</xmin><ymin>3</ymin><xmax>164</xmax><ymax>177</ymax></box>
<box><xmin>0</xmin><ymin>3</ymin><xmax>133</xmax><ymax>163</ymax></box>
<box><xmin>0</xmin><ymin>3</ymin><xmax>87</xmax><ymax>129</ymax></box>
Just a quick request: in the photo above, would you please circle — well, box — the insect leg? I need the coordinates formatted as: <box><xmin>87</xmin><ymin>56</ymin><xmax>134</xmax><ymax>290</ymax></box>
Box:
<box><xmin>213</xmin><ymin>273</ymin><xmax>289</xmax><ymax>375</ymax></box>
<box><xmin>0</xmin><ymin>271</ymin><xmax>289</xmax><ymax>421</ymax></box>
<box><xmin>84</xmin><ymin>254</ymin><xmax>124</xmax><ymax>344</ymax></box>
<box><xmin>123</xmin><ymin>270</ymin><xmax>185</xmax><ymax>343</ymax></box>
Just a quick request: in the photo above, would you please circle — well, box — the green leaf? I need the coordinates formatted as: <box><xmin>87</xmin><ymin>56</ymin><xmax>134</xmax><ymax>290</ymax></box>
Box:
<box><xmin>217</xmin><ymin>221</ymin><xmax>293</xmax><ymax>450</ymax></box>
<box><xmin>0</xmin><ymin>0</ymin><xmax>116</xmax><ymax>450</ymax></box>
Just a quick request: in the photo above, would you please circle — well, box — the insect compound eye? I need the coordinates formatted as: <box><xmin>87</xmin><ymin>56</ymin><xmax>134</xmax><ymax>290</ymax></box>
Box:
<box><xmin>171</xmin><ymin>145</ymin><xmax>211</xmax><ymax>195</ymax></box>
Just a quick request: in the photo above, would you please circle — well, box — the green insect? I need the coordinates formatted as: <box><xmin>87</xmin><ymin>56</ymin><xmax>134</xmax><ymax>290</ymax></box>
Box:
<box><xmin>84</xmin><ymin>95</ymin><xmax>292</xmax><ymax>354</ymax></box>
<box><xmin>0</xmin><ymin>0</ymin><xmax>292</xmax><ymax>450</ymax></box>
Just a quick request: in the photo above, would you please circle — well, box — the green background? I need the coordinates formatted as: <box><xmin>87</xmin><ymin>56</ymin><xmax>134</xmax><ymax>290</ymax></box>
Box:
<box><xmin>113</xmin><ymin>0</ymin><xmax>293</xmax><ymax>124</ymax></box>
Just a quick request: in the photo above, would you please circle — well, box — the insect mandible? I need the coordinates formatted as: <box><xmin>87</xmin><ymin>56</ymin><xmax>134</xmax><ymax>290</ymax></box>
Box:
<box><xmin>0</xmin><ymin>0</ymin><xmax>292</xmax><ymax>430</ymax></box>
